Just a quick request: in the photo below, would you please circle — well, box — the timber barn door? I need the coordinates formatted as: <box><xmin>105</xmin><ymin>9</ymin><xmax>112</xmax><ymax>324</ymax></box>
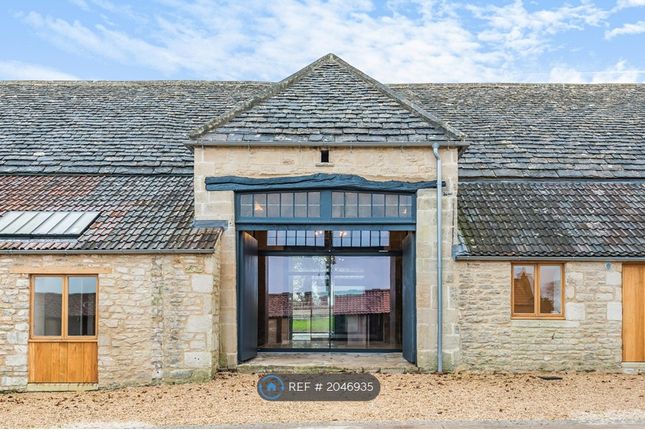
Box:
<box><xmin>623</xmin><ymin>264</ymin><xmax>645</xmax><ymax>362</ymax></box>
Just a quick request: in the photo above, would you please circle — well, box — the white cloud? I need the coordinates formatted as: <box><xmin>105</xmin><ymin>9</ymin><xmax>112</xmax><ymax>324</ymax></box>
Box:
<box><xmin>549</xmin><ymin>65</ymin><xmax>584</xmax><ymax>83</ymax></box>
<box><xmin>467</xmin><ymin>0</ymin><xmax>608</xmax><ymax>56</ymax></box>
<box><xmin>0</xmin><ymin>60</ymin><xmax>78</xmax><ymax>80</ymax></box>
<box><xmin>549</xmin><ymin>60</ymin><xmax>642</xmax><ymax>83</ymax></box>
<box><xmin>615</xmin><ymin>0</ymin><xmax>645</xmax><ymax>9</ymax></box>
<box><xmin>20</xmin><ymin>1</ymin><xmax>508</xmax><ymax>82</ymax></box>
<box><xmin>605</xmin><ymin>20</ymin><xmax>645</xmax><ymax>38</ymax></box>
<box><xmin>15</xmin><ymin>0</ymin><xmax>640</xmax><ymax>83</ymax></box>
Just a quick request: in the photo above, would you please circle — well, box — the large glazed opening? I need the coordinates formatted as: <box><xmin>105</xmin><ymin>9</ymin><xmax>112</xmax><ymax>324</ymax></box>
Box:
<box><xmin>254</xmin><ymin>231</ymin><xmax>403</xmax><ymax>351</ymax></box>
<box><xmin>234</xmin><ymin>187</ymin><xmax>419</xmax><ymax>363</ymax></box>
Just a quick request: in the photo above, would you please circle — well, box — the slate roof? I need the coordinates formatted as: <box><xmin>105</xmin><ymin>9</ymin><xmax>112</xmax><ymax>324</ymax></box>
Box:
<box><xmin>0</xmin><ymin>175</ymin><xmax>220</xmax><ymax>252</ymax></box>
<box><xmin>0</xmin><ymin>81</ymin><xmax>268</xmax><ymax>175</ymax></box>
<box><xmin>457</xmin><ymin>181</ymin><xmax>645</xmax><ymax>258</ymax></box>
<box><xmin>189</xmin><ymin>54</ymin><xmax>463</xmax><ymax>145</ymax></box>
<box><xmin>395</xmin><ymin>83</ymin><xmax>645</xmax><ymax>180</ymax></box>
<box><xmin>0</xmin><ymin>80</ymin><xmax>642</xmax><ymax>179</ymax></box>
<box><xmin>0</xmin><ymin>61</ymin><xmax>642</xmax><ymax>257</ymax></box>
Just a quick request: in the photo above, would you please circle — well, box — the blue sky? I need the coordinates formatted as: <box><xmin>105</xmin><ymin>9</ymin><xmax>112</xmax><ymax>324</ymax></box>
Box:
<box><xmin>0</xmin><ymin>0</ymin><xmax>644</xmax><ymax>82</ymax></box>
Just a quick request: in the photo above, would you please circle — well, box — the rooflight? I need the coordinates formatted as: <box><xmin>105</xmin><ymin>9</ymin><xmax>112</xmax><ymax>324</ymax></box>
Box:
<box><xmin>0</xmin><ymin>211</ymin><xmax>99</xmax><ymax>237</ymax></box>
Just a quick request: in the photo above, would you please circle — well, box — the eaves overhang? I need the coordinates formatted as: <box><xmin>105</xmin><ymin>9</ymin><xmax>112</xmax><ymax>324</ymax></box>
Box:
<box><xmin>185</xmin><ymin>140</ymin><xmax>469</xmax><ymax>148</ymax></box>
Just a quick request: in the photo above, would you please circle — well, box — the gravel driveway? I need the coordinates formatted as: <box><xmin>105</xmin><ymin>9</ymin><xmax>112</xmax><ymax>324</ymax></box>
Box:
<box><xmin>1</xmin><ymin>373</ymin><xmax>644</xmax><ymax>428</ymax></box>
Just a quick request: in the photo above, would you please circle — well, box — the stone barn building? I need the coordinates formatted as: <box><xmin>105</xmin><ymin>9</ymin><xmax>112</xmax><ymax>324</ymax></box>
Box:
<box><xmin>0</xmin><ymin>54</ymin><xmax>643</xmax><ymax>391</ymax></box>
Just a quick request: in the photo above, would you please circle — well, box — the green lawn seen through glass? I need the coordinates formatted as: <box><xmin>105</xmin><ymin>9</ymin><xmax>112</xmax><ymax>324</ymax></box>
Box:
<box><xmin>292</xmin><ymin>316</ymin><xmax>331</xmax><ymax>332</ymax></box>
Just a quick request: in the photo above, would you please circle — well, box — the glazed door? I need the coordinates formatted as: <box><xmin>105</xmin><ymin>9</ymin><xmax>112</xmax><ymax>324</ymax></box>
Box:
<box><xmin>623</xmin><ymin>264</ymin><xmax>645</xmax><ymax>362</ymax></box>
<box><xmin>29</xmin><ymin>275</ymin><xmax>98</xmax><ymax>383</ymax></box>
<box><xmin>238</xmin><ymin>232</ymin><xmax>259</xmax><ymax>362</ymax></box>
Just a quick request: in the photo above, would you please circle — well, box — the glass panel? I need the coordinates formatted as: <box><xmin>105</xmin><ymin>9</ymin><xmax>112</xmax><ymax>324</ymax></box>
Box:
<box><xmin>372</xmin><ymin>194</ymin><xmax>385</xmax><ymax>217</ymax></box>
<box><xmin>267</xmin><ymin>230</ymin><xmax>277</xmax><ymax>246</ymax></box>
<box><xmin>308</xmin><ymin>192</ymin><xmax>320</xmax><ymax>218</ymax></box>
<box><xmin>261</xmin><ymin>256</ymin><xmax>329</xmax><ymax>349</ymax></box>
<box><xmin>358</xmin><ymin>193</ymin><xmax>371</xmax><ymax>218</ymax></box>
<box><xmin>33</xmin><ymin>276</ymin><xmax>63</xmax><ymax>336</ymax></box>
<box><xmin>345</xmin><ymin>193</ymin><xmax>358</xmax><ymax>218</ymax></box>
<box><xmin>253</xmin><ymin>194</ymin><xmax>267</xmax><ymax>217</ymax></box>
<box><xmin>68</xmin><ymin>277</ymin><xmax>97</xmax><ymax>336</ymax></box>
<box><xmin>267</xmin><ymin>193</ymin><xmax>280</xmax><ymax>218</ymax></box>
<box><xmin>62</xmin><ymin>212</ymin><xmax>99</xmax><ymax>235</ymax></box>
<box><xmin>276</xmin><ymin>230</ymin><xmax>286</xmax><ymax>245</ymax></box>
<box><xmin>332</xmin><ymin>192</ymin><xmax>344</xmax><ymax>218</ymax></box>
<box><xmin>280</xmin><ymin>193</ymin><xmax>293</xmax><ymax>218</ymax></box>
<box><xmin>399</xmin><ymin>195</ymin><xmax>413</xmax><ymax>218</ymax></box>
<box><xmin>48</xmin><ymin>212</ymin><xmax>84</xmax><ymax>235</ymax></box>
<box><xmin>314</xmin><ymin>230</ymin><xmax>325</xmax><ymax>247</ymax></box>
<box><xmin>513</xmin><ymin>265</ymin><xmax>535</xmax><ymax>314</ymax></box>
<box><xmin>242</xmin><ymin>191</ymin><xmax>413</xmax><ymax>220</ymax></box>
<box><xmin>539</xmin><ymin>266</ymin><xmax>562</xmax><ymax>314</ymax></box>
<box><xmin>385</xmin><ymin>194</ymin><xmax>398</xmax><ymax>217</ymax></box>
<box><xmin>15</xmin><ymin>212</ymin><xmax>51</xmax><ymax>235</ymax></box>
<box><xmin>330</xmin><ymin>256</ymin><xmax>400</xmax><ymax>349</ymax></box>
<box><xmin>294</xmin><ymin>193</ymin><xmax>307</xmax><ymax>218</ymax></box>
<box><xmin>296</xmin><ymin>230</ymin><xmax>306</xmax><ymax>246</ymax></box>
<box><xmin>240</xmin><ymin>194</ymin><xmax>253</xmax><ymax>217</ymax></box>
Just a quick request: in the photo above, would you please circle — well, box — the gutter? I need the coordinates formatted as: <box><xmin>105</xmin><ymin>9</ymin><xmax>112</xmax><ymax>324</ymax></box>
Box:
<box><xmin>454</xmin><ymin>255</ymin><xmax>645</xmax><ymax>262</ymax></box>
<box><xmin>432</xmin><ymin>142</ymin><xmax>443</xmax><ymax>374</ymax></box>
<box><xmin>0</xmin><ymin>249</ymin><xmax>217</xmax><ymax>255</ymax></box>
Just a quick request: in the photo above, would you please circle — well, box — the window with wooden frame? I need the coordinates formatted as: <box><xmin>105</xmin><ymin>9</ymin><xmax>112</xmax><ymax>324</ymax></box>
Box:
<box><xmin>511</xmin><ymin>263</ymin><xmax>564</xmax><ymax>319</ymax></box>
<box><xmin>30</xmin><ymin>275</ymin><xmax>98</xmax><ymax>340</ymax></box>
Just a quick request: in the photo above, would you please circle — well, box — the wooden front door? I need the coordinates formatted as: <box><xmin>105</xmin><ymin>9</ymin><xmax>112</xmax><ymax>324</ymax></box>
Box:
<box><xmin>623</xmin><ymin>264</ymin><xmax>645</xmax><ymax>362</ymax></box>
<box><xmin>29</xmin><ymin>275</ymin><xmax>98</xmax><ymax>383</ymax></box>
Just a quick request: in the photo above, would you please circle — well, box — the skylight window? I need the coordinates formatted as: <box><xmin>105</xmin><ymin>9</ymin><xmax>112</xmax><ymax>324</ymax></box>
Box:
<box><xmin>0</xmin><ymin>211</ymin><xmax>99</xmax><ymax>237</ymax></box>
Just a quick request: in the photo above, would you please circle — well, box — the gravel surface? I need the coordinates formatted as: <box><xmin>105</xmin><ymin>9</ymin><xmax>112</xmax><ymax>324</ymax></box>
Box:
<box><xmin>0</xmin><ymin>373</ymin><xmax>644</xmax><ymax>428</ymax></box>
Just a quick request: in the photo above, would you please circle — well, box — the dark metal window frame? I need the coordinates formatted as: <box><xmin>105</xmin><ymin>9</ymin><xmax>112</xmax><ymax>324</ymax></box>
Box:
<box><xmin>235</xmin><ymin>189</ymin><xmax>417</xmax><ymax>230</ymax></box>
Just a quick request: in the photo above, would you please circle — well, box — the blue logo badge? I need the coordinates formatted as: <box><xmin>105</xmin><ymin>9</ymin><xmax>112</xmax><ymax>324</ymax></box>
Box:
<box><xmin>257</xmin><ymin>374</ymin><xmax>286</xmax><ymax>401</ymax></box>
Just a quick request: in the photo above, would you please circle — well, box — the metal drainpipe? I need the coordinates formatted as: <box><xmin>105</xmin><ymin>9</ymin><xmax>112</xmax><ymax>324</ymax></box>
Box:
<box><xmin>432</xmin><ymin>142</ymin><xmax>443</xmax><ymax>374</ymax></box>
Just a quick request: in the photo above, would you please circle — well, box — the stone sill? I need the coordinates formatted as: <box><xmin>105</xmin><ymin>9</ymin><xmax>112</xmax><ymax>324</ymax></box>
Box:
<box><xmin>511</xmin><ymin>320</ymin><xmax>580</xmax><ymax>328</ymax></box>
<box><xmin>315</xmin><ymin>162</ymin><xmax>335</xmax><ymax>167</ymax></box>
<box><xmin>26</xmin><ymin>383</ymin><xmax>98</xmax><ymax>392</ymax></box>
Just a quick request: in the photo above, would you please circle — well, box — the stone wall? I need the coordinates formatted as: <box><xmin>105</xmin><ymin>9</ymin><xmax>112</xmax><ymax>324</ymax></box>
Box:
<box><xmin>454</xmin><ymin>261</ymin><xmax>623</xmax><ymax>372</ymax></box>
<box><xmin>0</xmin><ymin>252</ymin><xmax>219</xmax><ymax>391</ymax></box>
<box><xmin>194</xmin><ymin>145</ymin><xmax>459</xmax><ymax>368</ymax></box>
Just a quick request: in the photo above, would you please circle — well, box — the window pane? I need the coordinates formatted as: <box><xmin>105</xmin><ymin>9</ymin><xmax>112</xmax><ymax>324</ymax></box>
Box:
<box><xmin>33</xmin><ymin>276</ymin><xmax>63</xmax><ymax>336</ymax></box>
<box><xmin>345</xmin><ymin>193</ymin><xmax>358</xmax><ymax>218</ymax></box>
<box><xmin>385</xmin><ymin>194</ymin><xmax>398</xmax><ymax>217</ymax></box>
<box><xmin>332</xmin><ymin>192</ymin><xmax>344</xmax><ymax>218</ymax></box>
<box><xmin>513</xmin><ymin>265</ymin><xmax>535</xmax><ymax>314</ymax></box>
<box><xmin>68</xmin><ymin>277</ymin><xmax>97</xmax><ymax>336</ymax></box>
<box><xmin>380</xmin><ymin>231</ymin><xmax>390</xmax><ymax>247</ymax></box>
<box><xmin>399</xmin><ymin>195</ymin><xmax>412</xmax><ymax>218</ymax></box>
<box><xmin>358</xmin><ymin>193</ymin><xmax>372</xmax><ymax>218</ymax></box>
<box><xmin>253</xmin><ymin>194</ymin><xmax>267</xmax><ymax>217</ymax></box>
<box><xmin>280</xmin><ymin>193</ymin><xmax>293</xmax><ymax>217</ymax></box>
<box><xmin>539</xmin><ymin>266</ymin><xmax>562</xmax><ymax>314</ymax></box>
<box><xmin>240</xmin><ymin>194</ymin><xmax>253</xmax><ymax>217</ymax></box>
<box><xmin>286</xmin><ymin>230</ymin><xmax>296</xmax><ymax>246</ymax></box>
<box><xmin>308</xmin><ymin>192</ymin><xmax>320</xmax><ymax>218</ymax></box>
<box><xmin>267</xmin><ymin>193</ymin><xmax>280</xmax><ymax>218</ymax></box>
<box><xmin>294</xmin><ymin>193</ymin><xmax>307</xmax><ymax>218</ymax></box>
<box><xmin>372</xmin><ymin>194</ymin><xmax>385</xmax><ymax>217</ymax></box>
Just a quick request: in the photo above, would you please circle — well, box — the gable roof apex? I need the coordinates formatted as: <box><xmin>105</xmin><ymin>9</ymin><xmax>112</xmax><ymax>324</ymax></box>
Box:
<box><xmin>188</xmin><ymin>53</ymin><xmax>465</xmax><ymax>142</ymax></box>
